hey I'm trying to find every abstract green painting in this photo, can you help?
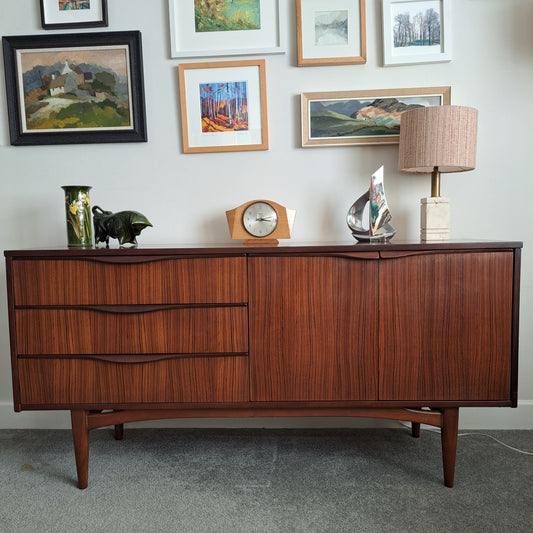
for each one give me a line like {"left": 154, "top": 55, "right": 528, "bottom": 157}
{"left": 194, "top": 0, "right": 260, "bottom": 32}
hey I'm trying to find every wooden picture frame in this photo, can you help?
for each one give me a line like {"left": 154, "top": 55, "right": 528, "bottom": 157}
{"left": 296, "top": 0, "right": 366, "bottom": 66}
{"left": 169, "top": 0, "right": 286, "bottom": 58}
{"left": 2, "top": 31, "right": 147, "bottom": 146}
{"left": 40, "top": 0, "right": 108, "bottom": 30}
{"left": 301, "top": 86, "right": 451, "bottom": 147}
{"left": 178, "top": 60, "right": 269, "bottom": 154}
{"left": 382, "top": 0, "right": 452, "bottom": 66}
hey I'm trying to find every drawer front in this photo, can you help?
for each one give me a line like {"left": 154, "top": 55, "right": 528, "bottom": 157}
{"left": 16, "top": 307, "right": 248, "bottom": 355}
{"left": 12, "top": 256, "right": 247, "bottom": 305}
{"left": 18, "top": 356, "right": 249, "bottom": 405}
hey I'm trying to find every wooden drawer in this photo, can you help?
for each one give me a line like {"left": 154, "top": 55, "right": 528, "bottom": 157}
{"left": 18, "top": 356, "right": 249, "bottom": 405}
{"left": 16, "top": 306, "right": 248, "bottom": 355}
{"left": 12, "top": 256, "right": 247, "bottom": 305}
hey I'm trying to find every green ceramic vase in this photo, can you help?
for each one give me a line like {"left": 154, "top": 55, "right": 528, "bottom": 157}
{"left": 62, "top": 185, "right": 93, "bottom": 247}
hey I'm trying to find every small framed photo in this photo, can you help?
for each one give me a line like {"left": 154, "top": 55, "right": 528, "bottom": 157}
{"left": 169, "top": 0, "right": 285, "bottom": 58}
{"left": 382, "top": 0, "right": 451, "bottom": 66}
{"left": 40, "top": 0, "right": 108, "bottom": 30}
{"left": 2, "top": 31, "right": 147, "bottom": 146}
{"left": 296, "top": 0, "right": 366, "bottom": 66}
{"left": 301, "top": 86, "right": 451, "bottom": 147}
{"left": 178, "top": 60, "right": 269, "bottom": 154}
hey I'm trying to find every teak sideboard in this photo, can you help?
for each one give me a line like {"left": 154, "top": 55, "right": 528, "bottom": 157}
{"left": 4, "top": 242, "right": 522, "bottom": 489}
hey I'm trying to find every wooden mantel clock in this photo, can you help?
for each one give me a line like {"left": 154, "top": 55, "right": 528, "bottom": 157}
{"left": 226, "top": 200, "right": 296, "bottom": 245}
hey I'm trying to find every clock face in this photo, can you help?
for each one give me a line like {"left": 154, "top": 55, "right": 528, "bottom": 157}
{"left": 242, "top": 201, "right": 278, "bottom": 238}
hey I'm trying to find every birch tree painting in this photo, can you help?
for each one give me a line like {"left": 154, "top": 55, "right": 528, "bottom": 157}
{"left": 200, "top": 81, "right": 248, "bottom": 132}
{"left": 393, "top": 4, "right": 441, "bottom": 48}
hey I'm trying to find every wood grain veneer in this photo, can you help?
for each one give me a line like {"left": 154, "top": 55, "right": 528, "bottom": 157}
{"left": 379, "top": 251, "right": 514, "bottom": 401}
{"left": 12, "top": 256, "right": 247, "bottom": 305}
{"left": 19, "top": 356, "right": 249, "bottom": 405}
{"left": 16, "top": 306, "right": 247, "bottom": 355}
{"left": 249, "top": 254, "right": 379, "bottom": 401}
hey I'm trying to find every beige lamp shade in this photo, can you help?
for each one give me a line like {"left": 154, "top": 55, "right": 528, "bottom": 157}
{"left": 398, "top": 105, "right": 478, "bottom": 174}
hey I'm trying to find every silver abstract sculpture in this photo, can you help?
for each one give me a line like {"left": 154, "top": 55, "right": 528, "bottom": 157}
{"left": 347, "top": 166, "right": 396, "bottom": 242}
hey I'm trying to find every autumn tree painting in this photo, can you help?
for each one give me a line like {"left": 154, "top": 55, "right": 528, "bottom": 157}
{"left": 200, "top": 82, "right": 248, "bottom": 133}
{"left": 194, "top": 0, "right": 260, "bottom": 32}
{"left": 393, "top": 7, "right": 441, "bottom": 48}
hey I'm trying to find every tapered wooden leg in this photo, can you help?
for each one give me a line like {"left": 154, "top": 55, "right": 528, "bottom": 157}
{"left": 411, "top": 422, "right": 421, "bottom": 438}
{"left": 440, "top": 407, "right": 459, "bottom": 488}
{"left": 114, "top": 423, "right": 124, "bottom": 440}
{"left": 71, "top": 410, "right": 90, "bottom": 490}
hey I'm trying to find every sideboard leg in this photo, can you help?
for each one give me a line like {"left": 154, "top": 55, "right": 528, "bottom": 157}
{"left": 411, "top": 422, "right": 421, "bottom": 438}
{"left": 440, "top": 407, "right": 459, "bottom": 488}
{"left": 71, "top": 410, "right": 90, "bottom": 490}
{"left": 114, "top": 423, "right": 124, "bottom": 440}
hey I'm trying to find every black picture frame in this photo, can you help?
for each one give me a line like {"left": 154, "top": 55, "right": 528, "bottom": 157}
{"left": 2, "top": 31, "right": 147, "bottom": 146}
{"left": 40, "top": 0, "right": 108, "bottom": 30}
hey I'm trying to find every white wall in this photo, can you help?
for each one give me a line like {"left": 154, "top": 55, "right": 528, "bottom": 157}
{"left": 0, "top": 0, "right": 531, "bottom": 429}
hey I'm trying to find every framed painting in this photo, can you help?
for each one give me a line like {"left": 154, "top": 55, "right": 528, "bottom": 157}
{"left": 178, "top": 59, "right": 268, "bottom": 153}
{"left": 169, "top": 0, "right": 286, "bottom": 58}
{"left": 296, "top": 0, "right": 366, "bottom": 66}
{"left": 40, "top": 0, "right": 108, "bottom": 30}
{"left": 301, "top": 86, "right": 451, "bottom": 147}
{"left": 382, "top": 0, "right": 452, "bottom": 66}
{"left": 2, "top": 31, "right": 147, "bottom": 146}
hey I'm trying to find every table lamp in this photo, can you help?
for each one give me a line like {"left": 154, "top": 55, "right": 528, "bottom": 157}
{"left": 398, "top": 105, "right": 478, "bottom": 241}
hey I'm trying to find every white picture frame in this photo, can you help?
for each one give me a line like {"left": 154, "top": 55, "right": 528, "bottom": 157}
{"left": 382, "top": 0, "right": 452, "bottom": 66}
{"left": 178, "top": 60, "right": 269, "bottom": 153}
{"left": 169, "top": 0, "right": 286, "bottom": 59}
{"left": 40, "top": 0, "right": 108, "bottom": 30}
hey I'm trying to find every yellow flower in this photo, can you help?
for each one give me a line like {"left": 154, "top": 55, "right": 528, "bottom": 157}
{"left": 69, "top": 204, "right": 78, "bottom": 215}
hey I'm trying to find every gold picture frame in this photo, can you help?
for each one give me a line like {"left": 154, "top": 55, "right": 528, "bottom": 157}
{"left": 296, "top": 0, "right": 366, "bottom": 66}
{"left": 301, "top": 86, "right": 451, "bottom": 147}
{"left": 178, "top": 59, "right": 269, "bottom": 154}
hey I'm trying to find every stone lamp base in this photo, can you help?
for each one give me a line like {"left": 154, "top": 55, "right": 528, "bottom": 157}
{"left": 421, "top": 197, "right": 450, "bottom": 241}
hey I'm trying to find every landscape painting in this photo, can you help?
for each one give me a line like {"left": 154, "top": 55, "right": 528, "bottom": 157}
{"left": 308, "top": 95, "right": 441, "bottom": 139}
{"left": 194, "top": 0, "right": 261, "bottom": 32}
{"left": 314, "top": 10, "right": 349, "bottom": 46}
{"left": 18, "top": 46, "right": 132, "bottom": 132}
{"left": 302, "top": 88, "right": 450, "bottom": 146}
{"left": 391, "top": 0, "right": 441, "bottom": 49}
{"left": 200, "top": 81, "right": 248, "bottom": 132}
{"left": 59, "top": 0, "right": 91, "bottom": 10}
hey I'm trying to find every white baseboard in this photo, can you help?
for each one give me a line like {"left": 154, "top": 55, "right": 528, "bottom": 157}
{"left": 1, "top": 401, "right": 532, "bottom": 430}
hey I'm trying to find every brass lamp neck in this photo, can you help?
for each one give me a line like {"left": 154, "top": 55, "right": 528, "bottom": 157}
{"left": 431, "top": 166, "right": 441, "bottom": 198}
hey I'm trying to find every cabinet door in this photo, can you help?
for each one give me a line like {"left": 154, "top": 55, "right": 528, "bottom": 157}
{"left": 379, "top": 251, "right": 514, "bottom": 401}
{"left": 249, "top": 255, "right": 379, "bottom": 401}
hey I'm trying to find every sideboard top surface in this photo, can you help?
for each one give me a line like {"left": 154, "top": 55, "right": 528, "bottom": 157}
{"left": 3, "top": 240, "right": 524, "bottom": 258}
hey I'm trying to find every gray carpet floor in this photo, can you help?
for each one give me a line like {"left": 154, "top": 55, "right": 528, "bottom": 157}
{"left": 0, "top": 428, "right": 531, "bottom": 533}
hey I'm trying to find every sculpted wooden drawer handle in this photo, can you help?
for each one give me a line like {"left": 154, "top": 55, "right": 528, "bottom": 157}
{"left": 21, "top": 353, "right": 249, "bottom": 364}
{"left": 62, "top": 304, "right": 246, "bottom": 314}
{"left": 84, "top": 254, "right": 246, "bottom": 264}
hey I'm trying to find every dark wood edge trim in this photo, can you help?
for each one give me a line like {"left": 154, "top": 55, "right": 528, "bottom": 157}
{"left": 18, "top": 353, "right": 249, "bottom": 363}
{"left": 511, "top": 247, "right": 522, "bottom": 406}
{"left": 5, "top": 257, "right": 21, "bottom": 411}
{"left": 4, "top": 242, "right": 523, "bottom": 259}
{"left": 21, "top": 400, "right": 515, "bottom": 411}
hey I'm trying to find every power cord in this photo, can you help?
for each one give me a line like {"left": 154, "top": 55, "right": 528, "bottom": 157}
{"left": 400, "top": 422, "right": 533, "bottom": 455}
